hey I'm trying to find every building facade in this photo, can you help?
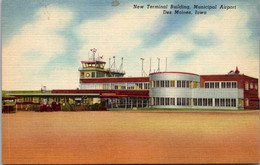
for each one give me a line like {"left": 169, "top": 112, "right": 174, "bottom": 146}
{"left": 5, "top": 49, "right": 259, "bottom": 110}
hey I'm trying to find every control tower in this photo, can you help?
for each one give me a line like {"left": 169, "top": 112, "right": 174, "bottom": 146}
{"left": 79, "top": 48, "right": 125, "bottom": 79}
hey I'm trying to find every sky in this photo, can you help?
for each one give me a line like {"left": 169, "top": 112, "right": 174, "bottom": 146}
{"left": 2, "top": 0, "right": 259, "bottom": 90}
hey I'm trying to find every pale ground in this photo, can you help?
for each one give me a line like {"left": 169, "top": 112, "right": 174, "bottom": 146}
{"left": 2, "top": 110, "right": 260, "bottom": 164}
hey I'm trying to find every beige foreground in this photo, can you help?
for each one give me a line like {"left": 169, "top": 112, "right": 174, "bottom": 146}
{"left": 2, "top": 110, "right": 260, "bottom": 164}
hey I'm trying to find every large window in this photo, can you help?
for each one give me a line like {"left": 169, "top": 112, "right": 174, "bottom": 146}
{"left": 186, "top": 81, "right": 190, "bottom": 88}
{"left": 193, "top": 98, "right": 198, "bottom": 106}
{"left": 208, "top": 99, "right": 213, "bottom": 106}
{"left": 170, "top": 98, "right": 175, "bottom": 105}
{"left": 155, "top": 97, "right": 159, "bottom": 105}
{"left": 161, "top": 81, "right": 165, "bottom": 87}
{"left": 203, "top": 98, "right": 207, "bottom": 106}
{"left": 156, "top": 81, "right": 160, "bottom": 88}
{"left": 127, "top": 83, "right": 135, "bottom": 89}
{"left": 160, "top": 97, "right": 164, "bottom": 105}
{"left": 205, "top": 82, "right": 209, "bottom": 88}
{"left": 187, "top": 98, "right": 190, "bottom": 106}
{"left": 221, "top": 82, "right": 226, "bottom": 88}
{"left": 231, "top": 99, "right": 236, "bottom": 107}
{"left": 226, "top": 99, "right": 231, "bottom": 107}
{"left": 220, "top": 99, "right": 225, "bottom": 106}
{"left": 215, "top": 82, "right": 219, "bottom": 88}
{"left": 182, "top": 81, "right": 186, "bottom": 88}
{"left": 165, "top": 98, "right": 170, "bottom": 105}
{"left": 165, "top": 81, "right": 170, "bottom": 87}
{"left": 177, "top": 98, "right": 181, "bottom": 105}
{"left": 232, "top": 82, "right": 237, "bottom": 88}
{"left": 227, "top": 82, "right": 231, "bottom": 88}
{"left": 177, "top": 81, "right": 181, "bottom": 88}
{"left": 171, "top": 80, "right": 176, "bottom": 87}
{"left": 182, "top": 98, "right": 186, "bottom": 106}
{"left": 198, "top": 98, "right": 202, "bottom": 106}
{"left": 215, "top": 98, "right": 220, "bottom": 106}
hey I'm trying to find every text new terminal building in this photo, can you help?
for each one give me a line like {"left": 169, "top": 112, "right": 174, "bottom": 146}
{"left": 5, "top": 49, "right": 260, "bottom": 110}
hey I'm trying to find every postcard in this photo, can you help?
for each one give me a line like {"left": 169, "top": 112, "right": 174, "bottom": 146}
{"left": 2, "top": 0, "right": 259, "bottom": 164}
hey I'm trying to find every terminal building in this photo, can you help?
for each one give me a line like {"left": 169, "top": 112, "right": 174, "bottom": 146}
{"left": 4, "top": 49, "right": 260, "bottom": 110}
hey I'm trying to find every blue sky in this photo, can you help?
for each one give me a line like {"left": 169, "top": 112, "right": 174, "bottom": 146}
{"left": 2, "top": 0, "right": 259, "bottom": 90}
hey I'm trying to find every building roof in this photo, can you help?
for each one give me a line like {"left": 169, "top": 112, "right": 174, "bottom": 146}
{"left": 150, "top": 71, "right": 199, "bottom": 76}
{"left": 80, "top": 77, "right": 149, "bottom": 83}
{"left": 81, "top": 60, "right": 106, "bottom": 64}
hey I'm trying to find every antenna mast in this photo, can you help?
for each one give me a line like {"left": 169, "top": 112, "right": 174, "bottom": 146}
{"left": 149, "top": 57, "right": 151, "bottom": 74}
{"left": 165, "top": 57, "right": 167, "bottom": 71}
{"left": 140, "top": 58, "right": 144, "bottom": 77}
{"left": 157, "top": 57, "right": 160, "bottom": 72}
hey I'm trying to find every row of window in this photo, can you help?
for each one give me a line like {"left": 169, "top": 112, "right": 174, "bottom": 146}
{"left": 150, "top": 80, "right": 199, "bottom": 88}
{"left": 205, "top": 81, "right": 237, "bottom": 88}
{"left": 80, "top": 82, "right": 150, "bottom": 90}
{"left": 151, "top": 97, "right": 238, "bottom": 107}
{"left": 245, "top": 82, "right": 258, "bottom": 90}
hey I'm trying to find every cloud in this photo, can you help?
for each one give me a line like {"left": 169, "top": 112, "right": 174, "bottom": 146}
{"left": 182, "top": 9, "right": 259, "bottom": 78}
{"left": 76, "top": 8, "right": 162, "bottom": 61}
{"left": 138, "top": 9, "right": 259, "bottom": 80}
{"left": 2, "top": 5, "right": 73, "bottom": 90}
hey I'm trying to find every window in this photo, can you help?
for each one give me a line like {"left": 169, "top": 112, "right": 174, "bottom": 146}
{"left": 160, "top": 98, "right": 164, "bottom": 105}
{"left": 232, "top": 82, "right": 237, "bottom": 88}
{"left": 170, "top": 98, "right": 175, "bottom": 105}
{"left": 182, "top": 98, "right": 186, "bottom": 106}
{"left": 208, "top": 99, "right": 213, "bottom": 106}
{"left": 171, "top": 80, "right": 176, "bottom": 87}
{"left": 245, "top": 82, "right": 249, "bottom": 90}
{"left": 177, "top": 98, "right": 181, "bottom": 106}
{"left": 187, "top": 98, "right": 190, "bottom": 106}
{"left": 205, "top": 82, "right": 209, "bottom": 88}
{"left": 221, "top": 82, "right": 226, "bottom": 88}
{"left": 231, "top": 99, "right": 236, "bottom": 107}
{"left": 144, "top": 83, "right": 149, "bottom": 89}
{"left": 182, "top": 81, "right": 186, "bottom": 88}
{"left": 193, "top": 98, "right": 198, "bottom": 106}
{"left": 177, "top": 81, "right": 181, "bottom": 88}
{"left": 239, "top": 99, "right": 244, "bottom": 107}
{"left": 210, "top": 82, "right": 214, "bottom": 88}
{"left": 121, "top": 83, "right": 126, "bottom": 89}
{"left": 215, "top": 98, "right": 220, "bottom": 106}
{"left": 91, "top": 72, "right": 95, "bottom": 78}
{"left": 227, "top": 82, "right": 231, "bottom": 88}
{"left": 127, "top": 83, "right": 135, "bottom": 89}
{"left": 245, "top": 98, "right": 249, "bottom": 106}
{"left": 255, "top": 84, "right": 258, "bottom": 90}
{"left": 193, "top": 81, "right": 199, "bottom": 88}
{"left": 155, "top": 97, "right": 159, "bottom": 105}
{"left": 215, "top": 82, "right": 219, "bottom": 88}
{"left": 165, "top": 98, "right": 169, "bottom": 105}
{"left": 165, "top": 81, "right": 170, "bottom": 87}
{"left": 203, "top": 98, "right": 207, "bottom": 106}
{"left": 226, "top": 99, "right": 231, "bottom": 107}
{"left": 250, "top": 83, "right": 253, "bottom": 89}
{"left": 138, "top": 83, "right": 143, "bottom": 89}
{"left": 156, "top": 81, "right": 160, "bottom": 87}
{"left": 220, "top": 99, "right": 225, "bottom": 106}
{"left": 151, "top": 81, "right": 155, "bottom": 88}
{"left": 161, "top": 81, "right": 165, "bottom": 87}
{"left": 186, "top": 81, "right": 190, "bottom": 88}
{"left": 198, "top": 98, "right": 202, "bottom": 106}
